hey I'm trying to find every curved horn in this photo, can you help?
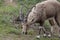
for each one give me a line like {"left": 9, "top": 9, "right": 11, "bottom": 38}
{"left": 19, "top": 5, "right": 24, "bottom": 22}
{"left": 14, "top": 5, "right": 24, "bottom": 23}
{"left": 24, "top": 5, "right": 36, "bottom": 22}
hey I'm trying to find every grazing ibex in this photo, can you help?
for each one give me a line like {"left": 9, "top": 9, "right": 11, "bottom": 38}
{"left": 15, "top": 0, "right": 60, "bottom": 34}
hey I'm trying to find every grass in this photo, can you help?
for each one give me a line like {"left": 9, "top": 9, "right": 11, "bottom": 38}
{"left": 0, "top": 5, "right": 60, "bottom": 40}
{"left": 0, "top": 5, "right": 21, "bottom": 35}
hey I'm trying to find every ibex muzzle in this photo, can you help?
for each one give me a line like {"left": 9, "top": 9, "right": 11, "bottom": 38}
{"left": 21, "top": 22, "right": 28, "bottom": 34}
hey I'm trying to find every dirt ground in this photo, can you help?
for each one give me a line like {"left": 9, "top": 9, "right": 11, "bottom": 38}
{"left": 0, "top": 34, "right": 60, "bottom": 40}
{"left": 0, "top": 34, "right": 37, "bottom": 40}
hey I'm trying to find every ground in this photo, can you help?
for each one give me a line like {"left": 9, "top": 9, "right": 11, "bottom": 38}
{"left": 0, "top": 33, "right": 60, "bottom": 40}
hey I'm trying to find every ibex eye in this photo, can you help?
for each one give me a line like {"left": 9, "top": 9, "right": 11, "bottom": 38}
{"left": 32, "top": 18, "right": 34, "bottom": 22}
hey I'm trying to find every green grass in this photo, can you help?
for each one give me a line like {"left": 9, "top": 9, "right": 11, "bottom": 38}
{"left": 0, "top": 5, "right": 21, "bottom": 35}
{"left": 0, "top": 4, "right": 60, "bottom": 40}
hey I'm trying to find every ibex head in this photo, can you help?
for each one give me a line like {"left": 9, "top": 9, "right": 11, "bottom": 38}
{"left": 21, "top": 5, "right": 35, "bottom": 34}
{"left": 14, "top": 4, "right": 35, "bottom": 34}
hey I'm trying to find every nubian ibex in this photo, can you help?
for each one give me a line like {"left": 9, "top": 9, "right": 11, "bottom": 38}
{"left": 15, "top": 0, "right": 60, "bottom": 34}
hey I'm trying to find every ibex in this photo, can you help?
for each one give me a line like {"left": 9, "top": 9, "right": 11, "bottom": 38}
{"left": 15, "top": 0, "right": 60, "bottom": 34}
